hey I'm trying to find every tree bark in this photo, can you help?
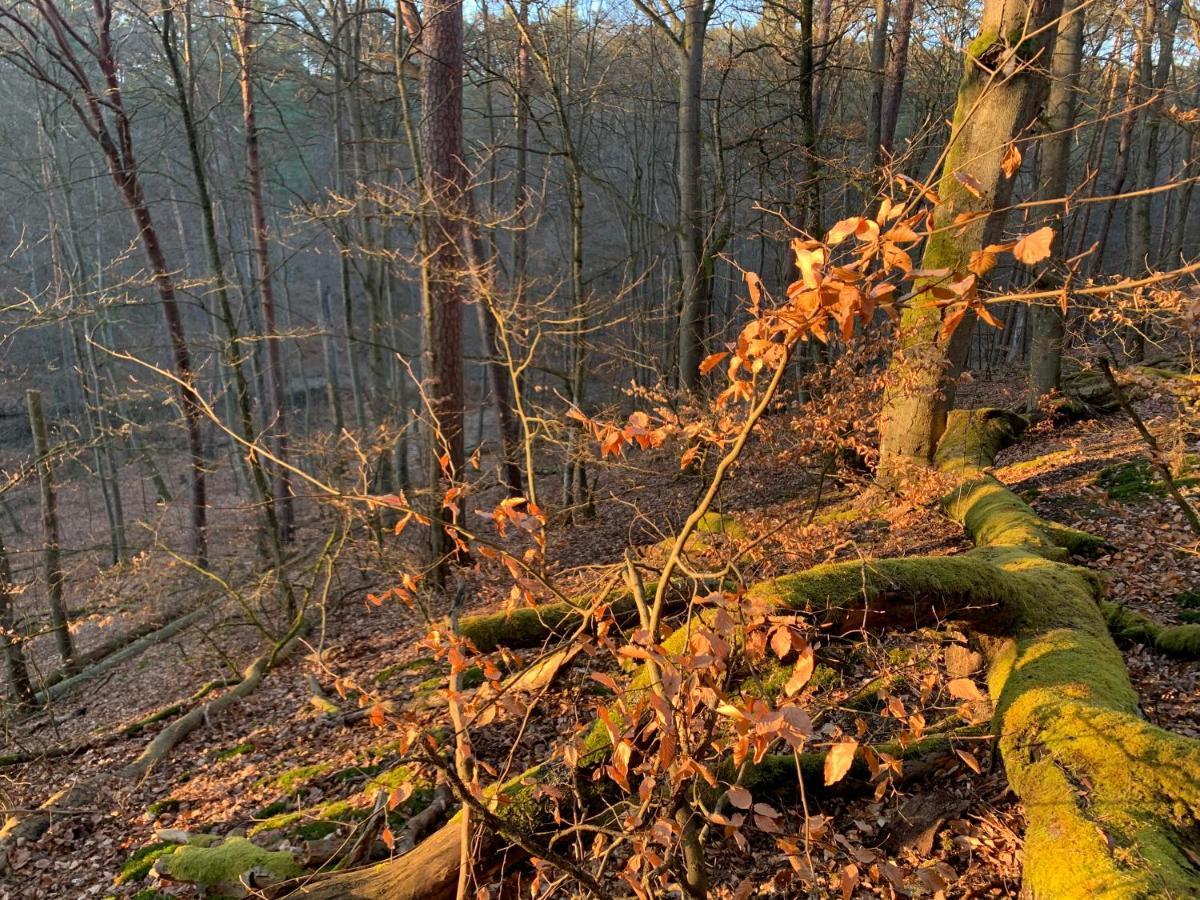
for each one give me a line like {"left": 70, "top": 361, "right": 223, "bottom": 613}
{"left": 877, "top": 0, "right": 1063, "bottom": 479}
{"left": 420, "top": 0, "right": 467, "bottom": 567}
{"left": 1027, "top": 2, "right": 1085, "bottom": 404}
{"left": 879, "top": 0, "right": 915, "bottom": 155}
{"left": 231, "top": 0, "right": 296, "bottom": 543}
{"left": 0, "top": 533, "right": 34, "bottom": 705}
{"left": 676, "top": 0, "right": 708, "bottom": 390}
{"left": 26, "top": 390, "right": 74, "bottom": 671}
{"left": 866, "top": 0, "right": 890, "bottom": 168}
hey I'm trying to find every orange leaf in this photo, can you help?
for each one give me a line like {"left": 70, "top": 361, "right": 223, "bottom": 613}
{"left": 700, "top": 350, "right": 730, "bottom": 375}
{"left": 955, "top": 749, "right": 982, "bottom": 774}
{"left": 1013, "top": 226, "right": 1055, "bottom": 265}
{"left": 726, "top": 784, "right": 752, "bottom": 809}
{"left": 953, "top": 170, "right": 985, "bottom": 199}
{"left": 946, "top": 678, "right": 985, "bottom": 702}
{"left": 744, "top": 271, "right": 763, "bottom": 304}
{"left": 784, "top": 645, "right": 815, "bottom": 697}
{"left": 826, "top": 217, "right": 864, "bottom": 246}
{"left": 1001, "top": 142, "right": 1023, "bottom": 179}
{"left": 824, "top": 740, "right": 859, "bottom": 786}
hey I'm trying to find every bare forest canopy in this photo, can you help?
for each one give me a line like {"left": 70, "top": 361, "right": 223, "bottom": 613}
{"left": 0, "top": 0, "right": 1200, "bottom": 896}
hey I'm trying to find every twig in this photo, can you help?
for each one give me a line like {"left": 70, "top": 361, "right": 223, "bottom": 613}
{"left": 1097, "top": 357, "right": 1200, "bottom": 536}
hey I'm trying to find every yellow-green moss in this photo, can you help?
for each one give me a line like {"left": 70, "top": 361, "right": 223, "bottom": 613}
{"left": 154, "top": 836, "right": 302, "bottom": 888}
{"left": 695, "top": 511, "right": 747, "bottom": 540}
{"left": 116, "top": 843, "right": 175, "bottom": 884}
{"left": 260, "top": 762, "right": 333, "bottom": 794}
{"left": 1101, "top": 601, "right": 1200, "bottom": 660}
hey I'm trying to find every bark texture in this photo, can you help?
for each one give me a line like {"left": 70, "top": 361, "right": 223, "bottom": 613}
{"left": 877, "top": 0, "right": 1064, "bottom": 479}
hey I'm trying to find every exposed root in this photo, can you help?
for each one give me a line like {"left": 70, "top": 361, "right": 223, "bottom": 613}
{"left": 1100, "top": 601, "right": 1200, "bottom": 660}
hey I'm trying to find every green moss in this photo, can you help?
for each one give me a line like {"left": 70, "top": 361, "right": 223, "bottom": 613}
{"left": 1002, "top": 450, "right": 1074, "bottom": 478}
{"left": 416, "top": 665, "right": 484, "bottom": 693}
{"left": 154, "top": 836, "right": 302, "bottom": 888}
{"left": 262, "top": 762, "right": 333, "bottom": 794}
{"left": 146, "top": 798, "right": 181, "bottom": 817}
{"left": 132, "top": 891, "right": 171, "bottom": 900}
{"left": 1098, "top": 459, "right": 1200, "bottom": 501}
{"left": 695, "top": 511, "right": 747, "bottom": 540}
{"left": 253, "top": 799, "right": 290, "bottom": 819}
{"left": 374, "top": 656, "right": 436, "bottom": 684}
{"left": 116, "top": 843, "right": 175, "bottom": 884}
{"left": 845, "top": 673, "right": 905, "bottom": 710}
{"left": 1173, "top": 589, "right": 1200, "bottom": 610}
{"left": 214, "top": 742, "right": 255, "bottom": 761}
{"left": 249, "top": 798, "right": 361, "bottom": 837}
{"left": 809, "top": 663, "right": 839, "bottom": 691}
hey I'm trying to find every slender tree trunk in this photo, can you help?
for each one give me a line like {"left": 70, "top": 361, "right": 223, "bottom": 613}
{"left": 512, "top": 0, "right": 530, "bottom": 335}
{"left": 1028, "top": 2, "right": 1085, "bottom": 404}
{"left": 319, "top": 283, "right": 347, "bottom": 435}
{"left": 27, "top": 390, "right": 74, "bottom": 671}
{"left": 877, "top": 0, "right": 1065, "bottom": 479}
{"left": 866, "top": 0, "right": 890, "bottom": 168}
{"left": 421, "top": 0, "right": 467, "bottom": 567}
{"left": 232, "top": 0, "right": 295, "bottom": 543}
{"left": 676, "top": 0, "right": 708, "bottom": 390}
{"left": 461, "top": 201, "right": 524, "bottom": 497}
{"left": 0, "top": 533, "right": 34, "bottom": 705}
{"left": 879, "top": 0, "right": 915, "bottom": 155}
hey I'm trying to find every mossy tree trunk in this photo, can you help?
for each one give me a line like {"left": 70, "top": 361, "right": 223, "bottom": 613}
{"left": 877, "top": 0, "right": 1063, "bottom": 480}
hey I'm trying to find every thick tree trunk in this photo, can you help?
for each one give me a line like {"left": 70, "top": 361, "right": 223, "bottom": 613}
{"left": 1027, "top": 2, "right": 1085, "bottom": 404}
{"left": 876, "top": 0, "right": 1063, "bottom": 480}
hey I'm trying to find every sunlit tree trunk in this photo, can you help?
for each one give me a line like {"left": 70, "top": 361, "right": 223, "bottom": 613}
{"left": 1028, "top": 2, "right": 1085, "bottom": 405}
{"left": 877, "top": 0, "right": 1064, "bottom": 480}
{"left": 421, "top": 0, "right": 467, "bottom": 565}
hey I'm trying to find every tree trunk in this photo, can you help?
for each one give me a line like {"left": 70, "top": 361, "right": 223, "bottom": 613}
{"left": 421, "top": 0, "right": 467, "bottom": 567}
{"left": 0, "top": 533, "right": 34, "bottom": 705}
{"left": 676, "top": 0, "right": 708, "bottom": 391}
{"left": 232, "top": 0, "right": 295, "bottom": 543}
{"left": 1027, "top": 2, "right": 1085, "bottom": 404}
{"left": 866, "top": 0, "right": 889, "bottom": 168}
{"left": 879, "top": 0, "right": 915, "bottom": 155}
{"left": 876, "top": 0, "right": 1064, "bottom": 480}
{"left": 27, "top": 390, "right": 74, "bottom": 671}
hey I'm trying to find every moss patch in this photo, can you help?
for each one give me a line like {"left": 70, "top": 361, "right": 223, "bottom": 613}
{"left": 116, "top": 843, "right": 175, "bottom": 884}
{"left": 154, "top": 836, "right": 302, "bottom": 889}
{"left": 1098, "top": 459, "right": 1200, "bottom": 501}
{"left": 213, "top": 742, "right": 255, "bottom": 761}
{"left": 261, "top": 762, "right": 333, "bottom": 794}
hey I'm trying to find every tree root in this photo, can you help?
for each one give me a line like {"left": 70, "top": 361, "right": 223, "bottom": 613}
{"left": 1100, "top": 601, "right": 1200, "bottom": 660}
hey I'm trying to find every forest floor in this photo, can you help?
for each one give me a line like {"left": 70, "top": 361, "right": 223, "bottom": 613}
{"left": 1, "top": 368, "right": 1198, "bottom": 899}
